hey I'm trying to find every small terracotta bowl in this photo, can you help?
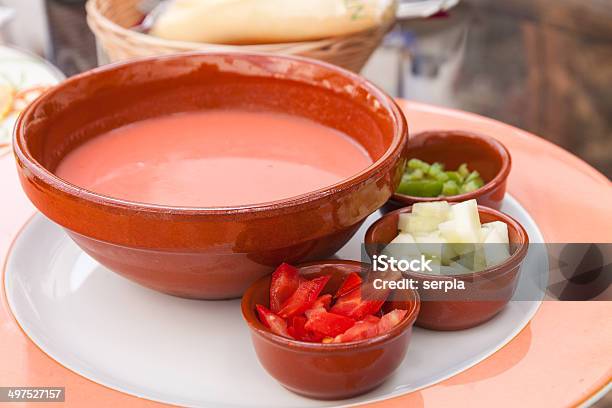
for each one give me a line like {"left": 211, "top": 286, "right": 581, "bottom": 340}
{"left": 241, "top": 260, "right": 420, "bottom": 400}
{"left": 365, "top": 206, "right": 528, "bottom": 331}
{"left": 389, "top": 130, "right": 511, "bottom": 210}
{"left": 13, "top": 52, "right": 407, "bottom": 299}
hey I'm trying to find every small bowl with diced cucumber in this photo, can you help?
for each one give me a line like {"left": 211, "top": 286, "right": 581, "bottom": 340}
{"left": 391, "top": 130, "right": 511, "bottom": 211}
{"left": 365, "top": 200, "right": 529, "bottom": 331}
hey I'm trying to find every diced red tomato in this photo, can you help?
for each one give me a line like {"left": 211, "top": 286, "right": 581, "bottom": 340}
{"left": 287, "top": 315, "right": 324, "bottom": 342}
{"left": 332, "top": 316, "right": 379, "bottom": 343}
{"left": 363, "top": 315, "right": 381, "bottom": 324}
{"left": 269, "top": 263, "right": 300, "bottom": 312}
{"left": 256, "top": 304, "right": 292, "bottom": 339}
{"left": 304, "top": 307, "right": 355, "bottom": 338}
{"left": 278, "top": 275, "right": 330, "bottom": 319}
{"left": 330, "top": 286, "right": 387, "bottom": 321}
{"left": 287, "top": 316, "right": 306, "bottom": 339}
{"left": 312, "top": 294, "right": 332, "bottom": 310}
{"left": 378, "top": 309, "right": 408, "bottom": 333}
{"left": 335, "top": 272, "right": 362, "bottom": 298}
{"left": 259, "top": 264, "right": 404, "bottom": 344}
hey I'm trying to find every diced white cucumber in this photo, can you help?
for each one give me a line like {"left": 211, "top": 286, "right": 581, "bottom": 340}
{"left": 439, "top": 220, "right": 481, "bottom": 249}
{"left": 441, "top": 242, "right": 458, "bottom": 265}
{"left": 399, "top": 213, "right": 442, "bottom": 234}
{"left": 414, "top": 231, "right": 446, "bottom": 259}
{"left": 397, "top": 213, "right": 411, "bottom": 232}
{"left": 473, "top": 247, "right": 487, "bottom": 271}
{"left": 413, "top": 231, "right": 445, "bottom": 243}
{"left": 483, "top": 244, "right": 510, "bottom": 267}
{"left": 390, "top": 232, "right": 417, "bottom": 244}
{"left": 482, "top": 229, "right": 510, "bottom": 266}
{"left": 482, "top": 225, "right": 509, "bottom": 245}
{"left": 455, "top": 246, "right": 487, "bottom": 272}
{"left": 386, "top": 199, "right": 512, "bottom": 274}
{"left": 424, "top": 256, "right": 442, "bottom": 275}
{"left": 449, "top": 242, "right": 476, "bottom": 256}
{"left": 412, "top": 201, "right": 452, "bottom": 219}
{"left": 481, "top": 221, "right": 509, "bottom": 245}
{"left": 438, "top": 199, "right": 481, "bottom": 243}
{"left": 438, "top": 220, "right": 461, "bottom": 242}
{"left": 479, "top": 226, "right": 490, "bottom": 242}
{"left": 384, "top": 232, "right": 422, "bottom": 259}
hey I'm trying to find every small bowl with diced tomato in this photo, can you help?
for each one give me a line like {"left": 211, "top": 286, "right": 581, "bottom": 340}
{"left": 241, "top": 260, "right": 420, "bottom": 400}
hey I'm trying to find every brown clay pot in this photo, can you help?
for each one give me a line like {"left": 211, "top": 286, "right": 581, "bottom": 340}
{"left": 365, "top": 205, "right": 529, "bottom": 330}
{"left": 241, "top": 260, "right": 420, "bottom": 400}
{"left": 13, "top": 52, "right": 408, "bottom": 299}
{"left": 388, "top": 130, "right": 511, "bottom": 211}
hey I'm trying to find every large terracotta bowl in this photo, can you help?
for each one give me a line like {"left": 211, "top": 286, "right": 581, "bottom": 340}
{"left": 13, "top": 53, "right": 408, "bottom": 299}
{"left": 388, "top": 130, "right": 511, "bottom": 211}
{"left": 365, "top": 205, "right": 529, "bottom": 330}
{"left": 242, "top": 260, "right": 420, "bottom": 400}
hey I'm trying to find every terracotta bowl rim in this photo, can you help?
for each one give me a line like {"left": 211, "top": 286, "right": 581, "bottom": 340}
{"left": 241, "top": 259, "right": 420, "bottom": 350}
{"left": 391, "top": 130, "right": 511, "bottom": 204}
{"left": 363, "top": 204, "right": 530, "bottom": 280}
{"left": 13, "top": 51, "right": 407, "bottom": 216}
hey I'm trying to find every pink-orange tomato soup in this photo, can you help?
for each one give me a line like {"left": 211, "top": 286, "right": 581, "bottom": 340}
{"left": 56, "top": 110, "right": 372, "bottom": 207}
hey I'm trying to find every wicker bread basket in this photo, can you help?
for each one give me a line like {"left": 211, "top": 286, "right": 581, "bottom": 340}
{"left": 86, "top": 0, "right": 396, "bottom": 72}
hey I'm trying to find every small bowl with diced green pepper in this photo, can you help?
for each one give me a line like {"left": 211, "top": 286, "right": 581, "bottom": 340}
{"left": 399, "top": 159, "right": 485, "bottom": 197}
{"left": 391, "top": 130, "right": 511, "bottom": 210}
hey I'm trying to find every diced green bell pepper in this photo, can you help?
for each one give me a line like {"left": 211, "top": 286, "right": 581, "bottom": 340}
{"left": 442, "top": 180, "right": 460, "bottom": 196}
{"left": 397, "top": 179, "right": 443, "bottom": 197}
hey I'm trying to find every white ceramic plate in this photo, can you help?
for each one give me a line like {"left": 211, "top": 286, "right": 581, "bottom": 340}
{"left": 5, "top": 195, "right": 546, "bottom": 408}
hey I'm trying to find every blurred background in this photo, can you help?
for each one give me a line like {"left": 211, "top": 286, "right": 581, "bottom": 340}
{"left": 0, "top": 0, "right": 610, "bottom": 180}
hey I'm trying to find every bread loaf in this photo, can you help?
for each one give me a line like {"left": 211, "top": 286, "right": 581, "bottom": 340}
{"left": 150, "top": 0, "right": 394, "bottom": 44}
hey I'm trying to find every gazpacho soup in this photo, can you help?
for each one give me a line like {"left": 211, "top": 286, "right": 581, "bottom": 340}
{"left": 56, "top": 110, "right": 373, "bottom": 207}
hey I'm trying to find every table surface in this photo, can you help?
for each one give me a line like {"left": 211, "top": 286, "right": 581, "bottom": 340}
{"left": 44, "top": 0, "right": 612, "bottom": 179}
{"left": 5, "top": 1, "right": 612, "bottom": 406}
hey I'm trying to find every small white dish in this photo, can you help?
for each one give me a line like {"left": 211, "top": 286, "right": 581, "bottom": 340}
{"left": 4, "top": 195, "right": 546, "bottom": 407}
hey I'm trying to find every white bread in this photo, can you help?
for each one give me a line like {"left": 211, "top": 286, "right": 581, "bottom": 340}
{"left": 150, "top": 0, "right": 394, "bottom": 44}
